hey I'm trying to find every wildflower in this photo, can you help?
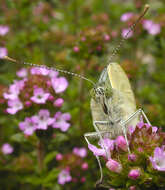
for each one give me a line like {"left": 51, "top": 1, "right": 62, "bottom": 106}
{"left": 81, "top": 162, "right": 88, "bottom": 170}
{"left": 128, "top": 169, "right": 141, "bottom": 180}
{"left": 30, "top": 67, "right": 50, "bottom": 76}
{"left": 58, "top": 169, "right": 72, "bottom": 185}
{"left": 80, "top": 177, "right": 86, "bottom": 183}
{"left": 73, "top": 147, "right": 87, "bottom": 158}
{"left": 104, "top": 34, "right": 110, "bottom": 41}
{"left": 19, "top": 117, "right": 37, "bottom": 135}
{"left": 121, "top": 28, "right": 133, "bottom": 38}
{"left": 0, "top": 25, "right": 9, "bottom": 36}
{"left": 6, "top": 98, "right": 23, "bottom": 114}
{"left": 73, "top": 46, "right": 79, "bottom": 52}
{"left": 149, "top": 146, "right": 165, "bottom": 171}
{"left": 51, "top": 77, "right": 68, "bottom": 94}
{"left": 54, "top": 98, "right": 64, "bottom": 107}
{"left": 120, "top": 12, "right": 133, "bottom": 22}
{"left": 52, "top": 112, "right": 71, "bottom": 132}
{"left": 1, "top": 143, "right": 13, "bottom": 155}
{"left": 32, "top": 109, "right": 54, "bottom": 130}
{"left": 106, "top": 159, "right": 122, "bottom": 173}
{"left": 128, "top": 154, "right": 137, "bottom": 162}
{"left": 143, "top": 20, "right": 161, "bottom": 35}
{"left": 0, "top": 47, "right": 7, "bottom": 58}
{"left": 31, "top": 88, "right": 50, "bottom": 104}
{"left": 56, "top": 153, "right": 63, "bottom": 161}
{"left": 115, "top": 136, "right": 127, "bottom": 151}
{"left": 16, "top": 68, "right": 28, "bottom": 78}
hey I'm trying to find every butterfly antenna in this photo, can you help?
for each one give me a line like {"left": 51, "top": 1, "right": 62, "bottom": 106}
{"left": 3, "top": 56, "right": 95, "bottom": 86}
{"left": 107, "top": 4, "right": 150, "bottom": 65}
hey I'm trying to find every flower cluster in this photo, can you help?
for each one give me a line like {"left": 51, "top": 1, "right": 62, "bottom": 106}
{"left": 0, "top": 25, "right": 9, "bottom": 58}
{"left": 120, "top": 12, "right": 161, "bottom": 38}
{"left": 88, "top": 121, "right": 165, "bottom": 189}
{"left": 3, "top": 67, "right": 71, "bottom": 135}
{"left": 56, "top": 147, "right": 88, "bottom": 185}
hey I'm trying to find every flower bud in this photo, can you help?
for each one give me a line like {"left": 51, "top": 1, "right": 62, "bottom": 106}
{"left": 115, "top": 136, "right": 127, "bottom": 151}
{"left": 81, "top": 162, "right": 88, "bottom": 170}
{"left": 73, "top": 46, "right": 79, "bottom": 52}
{"left": 128, "top": 169, "right": 140, "bottom": 180}
{"left": 54, "top": 98, "right": 64, "bottom": 107}
{"left": 106, "top": 159, "right": 122, "bottom": 173}
{"left": 128, "top": 154, "right": 136, "bottom": 162}
{"left": 56, "top": 153, "right": 63, "bottom": 161}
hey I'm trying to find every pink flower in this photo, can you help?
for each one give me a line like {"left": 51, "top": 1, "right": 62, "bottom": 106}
{"left": 54, "top": 98, "right": 64, "bottom": 107}
{"left": 121, "top": 28, "right": 133, "bottom": 38}
{"left": 106, "top": 159, "right": 122, "bottom": 173}
{"left": 0, "top": 47, "right": 7, "bottom": 58}
{"left": 58, "top": 169, "right": 72, "bottom": 185}
{"left": 6, "top": 98, "right": 23, "bottom": 114}
{"left": 30, "top": 67, "right": 50, "bottom": 75}
{"left": 1, "top": 143, "right": 13, "bottom": 155}
{"left": 56, "top": 153, "right": 63, "bottom": 161}
{"left": 52, "top": 112, "right": 71, "bottom": 132}
{"left": 104, "top": 34, "right": 110, "bottom": 41}
{"left": 51, "top": 77, "right": 68, "bottom": 94}
{"left": 16, "top": 68, "right": 28, "bottom": 78}
{"left": 31, "top": 88, "right": 50, "bottom": 104}
{"left": 129, "top": 186, "right": 136, "bottom": 190}
{"left": 80, "top": 177, "right": 86, "bottom": 183}
{"left": 120, "top": 12, "right": 133, "bottom": 22}
{"left": 0, "top": 25, "right": 9, "bottom": 36}
{"left": 19, "top": 117, "right": 37, "bottom": 135}
{"left": 128, "top": 154, "right": 137, "bottom": 162}
{"left": 143, "top": 20, "right": 161, "bottom": 35}
{"left": 115, "top": 136, "right": 127, "bottom": 151}
{"left": 32, "top": 109, "right": 54, "bottom": 130}
{"left": 128, "top": 169, "right": 140, "bottom": 180}
{"left": 73, "top": 46, "right": 79, "bottom": 52}
{"left": 81, "top": 162, "right": 88, "bottom": 170}
{"left": 73, "top": 147, "right": 87, "bottom": 158}
{"left": 149, "top": 146, "right": 165, "bottom": 171}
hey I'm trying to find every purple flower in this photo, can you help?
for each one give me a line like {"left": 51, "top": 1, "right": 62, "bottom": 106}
{"left": 16, "top": 68, "right": 28, "bottom": 78}
{"left": 51, "top": 77, "right": 68, "bottom": 94}
{"left": 6, "top": 98, "right": 23, "bottom": 114}
{"left": 120, "top": 12, "right": 133, "bottom": 22}
{"left": 58, "top": 169, "right": 72, "bottom": 185}
{"left": 73, "top": 147, "right": 87, "bottom": 158}
{"left": 73, "top": 46, "right": 79, "bottom": 52}
{"left": 52, "top": 112, "right": 71, "bottom": 132}
{"left": 48, "top": 70, "right": 59, "bottom": 78}
{"left": 54, "top": 98, "right": 64, "bottom": 107}
{"left": 143, "top": 20, "right": 161, "bottom": 35}
{"left": 56, "top": 153, "right": 63, "bottom": 161}
{"left": 128, "top": 154, "right": 137, "bottom": 162}
{"left": 115, "top": 136, "right": 127, "bottom": 151}
{"left": 32, "top": 109, "right": 54, "bottom": 130}
{"left": 19, "top": 117, "right": 37, "bottom": 135}
{"left": 0, "top": 25, "right": 9, "bottom": 36}
{"left": 106, "top": 159, "right": 122, "bottom": 173}
{"left": 88, "top": 138, "right": 114, "bottom": 157}
{"left": 31, "top": 88, "right": 50, "bottom": 104}
{"left": 30, "top": 67, "right": 50, "bottom": 76}
{"left": 128, "top": 169, "right": 140, "bottom": 180}
{"left": 81, "top": 162, "right": 88, "bottom": 170}
{"left": 0, "top": 47, "right": 7, "bottom": 59}
{"left": 121, "top": 28, "right": 133, "bottom": 38}
{"left": 1, "top": 143, "right": 13, "bottom": 155}
{"left": 149, "top": 146, "right": 165, "bottom": 171}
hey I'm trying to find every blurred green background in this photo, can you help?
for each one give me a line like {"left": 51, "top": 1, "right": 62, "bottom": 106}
{"left": 0, "top": 0, "right": 165, "bottom": 189}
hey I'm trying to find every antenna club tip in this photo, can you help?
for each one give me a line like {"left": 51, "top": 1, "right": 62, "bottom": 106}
{"left": 144, "top": 4, "right": 150, "bottom": 9}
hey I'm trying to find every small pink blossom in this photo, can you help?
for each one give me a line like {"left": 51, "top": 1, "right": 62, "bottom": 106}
{"left": 149, "top": 146, "right": 165, "bottom": 171}
{"left": 81, "top": 162, "right": 88, "bottom": 170}
{"left": 52, "top": 112, "right": 71, "bottom": 132}
{"left": 115, "top": 136, "right": 127, "bottom": 151}
{"left": 73, "top": 147, "right": 87, "bottom": 158}
{"left": 1, "top": 143, "right": 13, "bottom": 155}
{"left": 104, "top": 34, "right": 110, "bottom": 41}
{"left": 0, "top": 25, "right": 9, "bottom": 36}
{"left": 30, "top": 67, "right": 50, "bottom": 75}
{"left": 19, "top": 117, "right": 37, "bottom": 135}
{"left": 0, "top": 47, "right": 7, "bottom": 59}
{"left": 143, "top": 20, "right": 161, "bottom": 35}
{"left": 128, "top": 154, "right": 137, "bottom": 162}
{"left": 51, "top": 77, "right": 68, "bottom": 94}
{"left": 73, "top": 46, "right": 79, "bottom": 52}
{"left": 106, "top": 159, "right": 122, "bottom": 173}
{"left": 120, "top": 12, "right": 133, "bottom": 22}
{"left": 56, "top": 153, "right": 63, "bottom": 161}
{"left": 31, "top": 88, "right": 50, "bottom": 104}
{"left": 6, "top": 98, "right": 23, "bottom": 114}
{"left": 80, "top": 177, "right": 86, "bottom": 183}
{"left": 121, "top": 28, "right": 133, "bottom": 38}
{"left": 54, "top": 98, "right": 64, "bottom": 107}
{"left": 32, "top": 109, "right": 54, "bottom": 130}
{"left": 16, "top": 68, "right": 28, "bottom": 78}
{"left": 128, "top": 169, "right": 140, "bottom": 180}
{"left": 58, "top": 169, "right": 72, "bottom": 185}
